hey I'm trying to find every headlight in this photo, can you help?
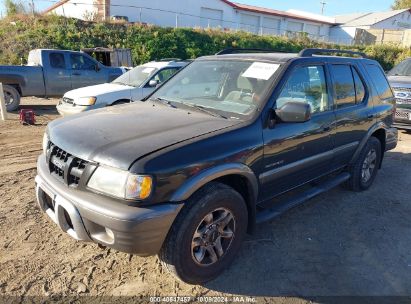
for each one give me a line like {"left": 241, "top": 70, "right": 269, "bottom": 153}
{"left": 76, "top": 97, "right": 97, "bottom": 106}
{"left": 87, "top": 166, "right": 153, "bottom": 200}
{"left": 42, "top": 133, "right": 49, "bottom": 155}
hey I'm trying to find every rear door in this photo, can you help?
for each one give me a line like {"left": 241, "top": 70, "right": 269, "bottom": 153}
{"left": 43, "top": 51, "right": 72, "bottom": 96}
{"left": 69, "top": 53, "right": 107, "bottom": 89}
{"left": 328, "top": 62, "right": 373, "bottom": 169}
{"left": 261, "top": 62, "right": 336, "bottom": 200}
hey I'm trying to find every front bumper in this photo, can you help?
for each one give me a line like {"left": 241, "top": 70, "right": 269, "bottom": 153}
{"left": 56, "top": 102, "right": 90, "bottom": 116}
{"left": 394, "top": 108, "right": 411, "bottom": 130}
{"left": 35, "top": 155, "right": 183, "bottom": 255}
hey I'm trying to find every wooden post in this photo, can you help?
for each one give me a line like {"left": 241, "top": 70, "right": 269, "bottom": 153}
{"left": 0, "top": 83, "right": 8, "bottom": 121}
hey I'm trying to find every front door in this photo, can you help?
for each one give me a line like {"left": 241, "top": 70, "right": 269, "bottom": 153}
{"left": 70, "top": 53, "right": 106, "bottom": 89}
{"left": 261, "top": 64, "right": 336, "bottom": 201}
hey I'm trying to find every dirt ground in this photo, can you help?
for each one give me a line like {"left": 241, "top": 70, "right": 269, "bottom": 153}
{"left": 1, "top": 97, "right": 411, "bottom": 303}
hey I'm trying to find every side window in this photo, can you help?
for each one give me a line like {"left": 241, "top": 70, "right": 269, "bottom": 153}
{"left": 49, "top": 53, "right": 66, "bottom": 69}
{"left": 365, "top": 64, "right": 393, "bottom": 99}
{"left": 276, "top": 65, "right": 329, "bottom": 114}
{"left": 330, "top": 65, "right": 356, "bottom": 108}
{"left": 152, "top": 68, "right": 179, "bottom": 84}
{"left": 352, "top": 67, "right": 366, "bottom": 103}
{"left": 70, "top": 54, "right": 97, "bottom": 70}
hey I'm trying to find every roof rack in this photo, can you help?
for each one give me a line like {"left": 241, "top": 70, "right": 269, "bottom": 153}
{"left": 159, "top": 58, "right": 183, "bottom": 62}
{"left": 299, "top": 48, "right": 367, "bottom": 58}
{"left": 216, "top": 48, "right": 278, "bottom": 55}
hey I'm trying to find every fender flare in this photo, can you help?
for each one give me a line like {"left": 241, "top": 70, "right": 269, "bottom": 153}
{"left": 349, "top": 122, "right": 386, "bottom": 166}
{"left": 170, "top": 163, "right": 259, "bottom": 232}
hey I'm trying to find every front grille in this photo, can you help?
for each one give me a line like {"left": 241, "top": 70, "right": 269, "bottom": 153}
{"left": 62, "top": 97, "right": 74, "bottom": 105}
{"left": 395, "top": 110, "right": 410, "bottom": 120}
{"left": 395, "top": 98, "right": 411, "bottom": 105}
{"left": 392, "top": 87, "right": 411, "bottom": 93}
{"left": 48, "top": 143, "right": 89, "bottom": 187}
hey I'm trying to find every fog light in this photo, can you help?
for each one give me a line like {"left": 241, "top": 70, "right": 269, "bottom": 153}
{"left": 105, "top": 228, "right": 114, "bottom": 240}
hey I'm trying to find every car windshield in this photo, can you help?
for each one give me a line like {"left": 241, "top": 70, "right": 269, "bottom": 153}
{"left": 150, "top": 60, "right": 281, "bottom": 119}
{"left": 388, "top": 59, "right": 411, "bottom": 76}
{"left": 112, "top": 65, "right": 157, "bottom": 87}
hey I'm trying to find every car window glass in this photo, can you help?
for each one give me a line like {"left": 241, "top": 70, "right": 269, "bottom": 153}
{"left": 151, "top": 60, "right": 281, "bottom": 119}
{"left": 352, "top": 67, "right": 366, "bottom": 103}
{"left": 152, "top": 68, "right": 179, "bottom": 84}
{"left": 366, "top": 64, "right": 393, "bottom": 100}
{"left": 330, "top": 65, "right": 356, "bottom": 109}
{"left": 70, "top": 54, "right": 97, "bottom": 70}
{"left": 49, "top": 53, "right": 65, "bottom": 69}
{"left": 276, "top": 65, "right": 329, "bottom": 114}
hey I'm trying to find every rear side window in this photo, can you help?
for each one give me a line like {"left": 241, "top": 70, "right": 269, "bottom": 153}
{"left": 49, "top": 53, "right": 65, "bottom": 69}
{"left": 365, "top": 64, "right": 393, "bottom": 99}
{"left": 352, "top": 68, "right": 366, "bottom": 103}
{"left": 330, "top": 65, "right": 356, "bottom": 108}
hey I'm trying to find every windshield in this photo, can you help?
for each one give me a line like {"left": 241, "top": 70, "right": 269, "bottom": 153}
{"left": 113, "top": 65, "right": 157, "bottom": 87}
{"left": 388, "top": 59, "right": 411, "bottom": 76}
{"left": 150, "top": 60, "right": 281, "bottom": 119}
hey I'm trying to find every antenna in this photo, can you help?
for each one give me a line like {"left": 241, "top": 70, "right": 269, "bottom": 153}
{"left": 320, "top": 1, "right": 327, "bottom": 15}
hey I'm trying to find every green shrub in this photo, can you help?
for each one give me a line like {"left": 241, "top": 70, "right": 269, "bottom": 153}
{"left": 0, "top": 14, "right": 408, "bottom": 71}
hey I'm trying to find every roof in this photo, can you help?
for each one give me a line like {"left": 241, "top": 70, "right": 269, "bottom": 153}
{"left": 43, "top": 0, "right": 69, "bottom": 14}
{"left": 221, "top": 0, "right": 335, "bottom": 25}
{"left": 335, "top": 9, "right": 411, "bottom": 27}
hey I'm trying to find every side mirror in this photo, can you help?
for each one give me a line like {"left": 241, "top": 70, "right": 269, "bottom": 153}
{"left": 275, "top": 101, "right": 311, "bottom": 123}
{"left": 95, "top": 65, "right": 101, "bottom": 72}
{"left": 148, "top": 80, "right": 158, "bottom": 87}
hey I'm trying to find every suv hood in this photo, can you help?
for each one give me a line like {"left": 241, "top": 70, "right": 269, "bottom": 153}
{"left": 48, "top": 102, "right": 240, "bottom": 170}
{"left": 64, "top": 83, "right": 133, "bottom": 100}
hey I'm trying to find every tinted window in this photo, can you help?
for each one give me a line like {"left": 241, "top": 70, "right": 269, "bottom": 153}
{"left": 352, "top": 68, "right": 366, "bottom": 103}
{"left": 366, "top": 64, "right": 393, "bottom": 99}
{"left": 49, "top": 53, "right": 65, "bottom": 69}
{"left": 330, "top": 65, "right": 356, "bottom": 108}
{"left": 70, "top": 54, "right": 97, "bottom": 70}
{"left": 277, "top": 65, "right": 329, "bottom": 114}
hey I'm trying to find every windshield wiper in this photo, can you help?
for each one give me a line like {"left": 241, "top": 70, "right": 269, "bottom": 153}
{"left": 181, "top": 103, "right": 227, "bottom": 119}
{"left": 152, "top": 97, "right": 177, "bottom": 108}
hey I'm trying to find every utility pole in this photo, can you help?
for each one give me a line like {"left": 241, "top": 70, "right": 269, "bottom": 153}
{"left": 30, "top": 0, "right": 35, "bottom": 15}
{"left": 320, "top": 1, "right": 327, "bottom": 15}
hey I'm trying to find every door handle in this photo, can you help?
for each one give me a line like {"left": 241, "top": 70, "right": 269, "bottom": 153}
{"left": 72, "top": 72, "right": 81, "bottom": 76}
{"left": 322, "top": 125, "right": 331, "bottom": 132}
{"left": 367, "top": 114, "right": 375, "bottom": 120}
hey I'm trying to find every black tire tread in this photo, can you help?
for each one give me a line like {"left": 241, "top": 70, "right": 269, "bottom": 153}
{"left": 159, "top": 182, "right": 247, "bottom": 284}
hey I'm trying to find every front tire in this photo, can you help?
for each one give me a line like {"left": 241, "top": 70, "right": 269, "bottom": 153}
{"left": 3, "top": 85, "right": 20, "bottom": 112}
{"left": 159, "top": 183, "right": 248, "bottom": 284}
{"left": 345, "top": 136, "right": 381, "bottom": 191}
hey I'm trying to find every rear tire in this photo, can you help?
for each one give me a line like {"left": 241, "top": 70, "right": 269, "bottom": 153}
{"left": 159, "top": 182, "right": 248, "bottom": 284}
{"left": 3, "top": 85, "right": 20, "bottom": 112}
{"left": 345, "top": 136, "right": 381, "bottom": 191}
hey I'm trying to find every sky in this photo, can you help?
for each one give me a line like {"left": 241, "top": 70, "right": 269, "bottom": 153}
{"left": 0, "top": 0, "right": 395, "bottom": 18}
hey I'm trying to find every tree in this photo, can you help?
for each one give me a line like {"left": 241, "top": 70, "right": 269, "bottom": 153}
{"left": 392, "top": 0, "right": 411, "bottom": 9}
{"left": 4, "top": 0, "right": 27, "bottom": 16}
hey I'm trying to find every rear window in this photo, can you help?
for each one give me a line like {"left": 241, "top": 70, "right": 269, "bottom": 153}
{"left": 365, "top": 64, "right": 393, "bottom": 100}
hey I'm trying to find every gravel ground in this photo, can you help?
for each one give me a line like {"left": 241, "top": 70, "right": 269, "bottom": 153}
{"left": 1, "top": 97, "right": 411, "bottom": 303}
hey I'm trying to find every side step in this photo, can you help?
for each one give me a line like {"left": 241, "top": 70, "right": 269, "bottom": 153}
{"left": 256, "top": 172, "right": 351, "bottom": 224}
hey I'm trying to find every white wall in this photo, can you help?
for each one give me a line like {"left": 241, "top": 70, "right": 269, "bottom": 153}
{"left": 48, "top": 0, "right": 332, "bottom": 40}
{"left": 372, "top": 11, "right": 411, "bottom": 29}
{"left": 51, "top": 0, "right": 97, "bottom": 20}
{"left": 329, "top": 26, "right": 358, "bottom": 45}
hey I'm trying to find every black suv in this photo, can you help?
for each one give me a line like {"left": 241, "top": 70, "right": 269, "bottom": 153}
{"left": 36, "top": 48, "right": 398, "bottom": 284}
